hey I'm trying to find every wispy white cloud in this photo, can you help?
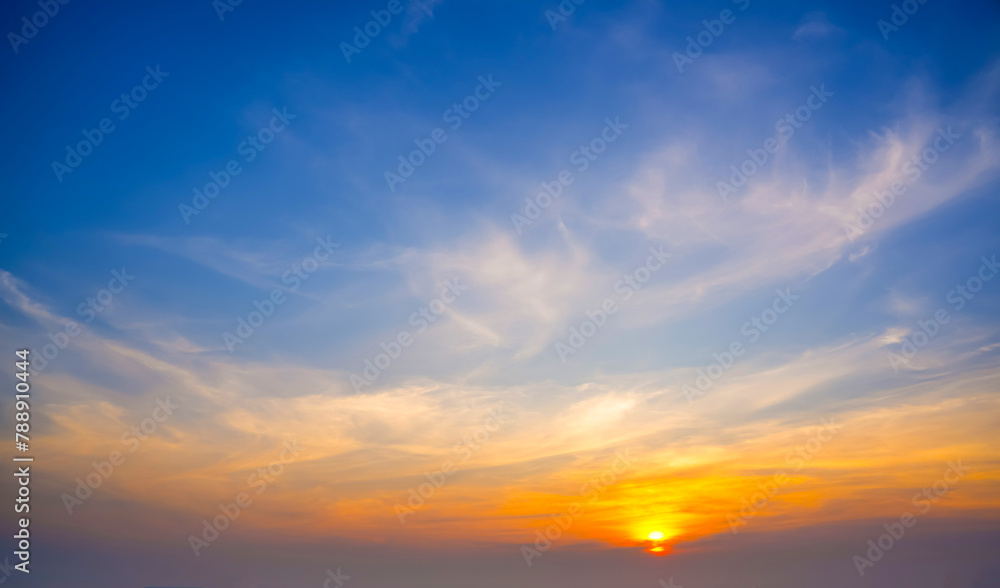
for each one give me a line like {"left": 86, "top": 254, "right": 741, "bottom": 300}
{"left": 792, "top": 12, "right": 844, "bottom": 41}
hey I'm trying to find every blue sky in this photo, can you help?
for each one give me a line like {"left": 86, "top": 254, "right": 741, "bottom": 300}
{"left": 3, "top": 0, "right": 998, "bottom": 379}
{"left": 2, "top": 0, "right": 1000, "bottom": 586}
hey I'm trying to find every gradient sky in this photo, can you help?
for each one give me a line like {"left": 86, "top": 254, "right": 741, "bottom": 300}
{"left": 2, "top": 0, "right": 1000, "bottom": 586}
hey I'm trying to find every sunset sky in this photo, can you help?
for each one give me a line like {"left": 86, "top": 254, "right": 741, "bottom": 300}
{"left": 1, "top": 0, "right": 1000, "bottom": 586}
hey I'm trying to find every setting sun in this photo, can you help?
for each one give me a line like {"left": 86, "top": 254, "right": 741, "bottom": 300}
{"left": 648, "top": 531, "right": 665, "bottom": 541}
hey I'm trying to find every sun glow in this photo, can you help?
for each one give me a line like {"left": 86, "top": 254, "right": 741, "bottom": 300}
{"left": 647, "top": 531, "right": 665, "bottom": 541}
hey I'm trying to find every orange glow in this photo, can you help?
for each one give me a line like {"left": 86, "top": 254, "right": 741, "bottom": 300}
{"left": 28, "top": 375, "right": 1000, "bottom": 552}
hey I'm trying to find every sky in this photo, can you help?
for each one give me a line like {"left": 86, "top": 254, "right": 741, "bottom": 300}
{"left": 1, "top": 0, "right": 1000, "bottom": 586}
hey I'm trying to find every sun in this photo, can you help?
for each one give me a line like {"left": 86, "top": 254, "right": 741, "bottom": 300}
{"left": 647, "top": 531, "right": 665, "bottom": 541}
